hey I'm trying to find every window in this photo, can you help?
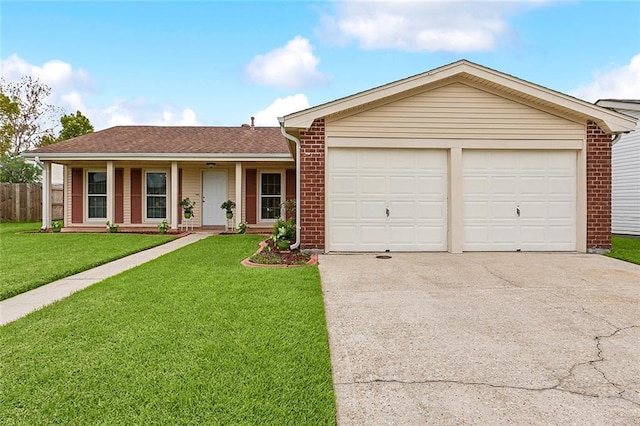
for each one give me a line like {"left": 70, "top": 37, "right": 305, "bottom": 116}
{"left": 260, "top": 173, "right": 282, "bottom": 220}
{"left": 87, "top": 171, "right": 107, "bottom": 219}
{"left": 146, "top": 172, "right": 167, "bottom": 219}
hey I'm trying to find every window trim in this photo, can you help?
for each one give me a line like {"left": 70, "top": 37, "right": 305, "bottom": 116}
{"left": 144, "top": 170, "right": 169, "bottom": 222}
{"left": 258, "top": 170, "right": 285, "bottom": 223}
{"left": 85, "top": 169, "right": 107, "bottom": 222}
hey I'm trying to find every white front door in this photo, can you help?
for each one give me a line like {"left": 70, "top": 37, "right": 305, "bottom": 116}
{"left": 327, "top": 148, "right": 448, "bottom": 252}
{"left": 463, "top": 150, "right": 576, "bottom": 251}
{"left": 202, "top": 170, "right": 227, "bottom": 226}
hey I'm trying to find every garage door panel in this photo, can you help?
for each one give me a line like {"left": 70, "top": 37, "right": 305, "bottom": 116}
{"left": 331, "top": 200, "right": 358, "bottom": 219}
{"left": 464, "top": 200, "right": 489, "bottom": 218}
{"left": 416, "top": 176, "right": 446, "bottom": 195}
{"left": 360, "top": 201, "right": 386, "bottom": 220}
{"left": 547, "top": 201, "right": 574, "bottom": 219}
{"left": 360, "top": 176, "right": 386, "bottom": 195}
{"left": 548, "top": 177, "right": 574, "bottom": 195}
{"left": 331, "top": 175, "right": 358, "bottom": 195}
{"left": 360, "top": 225, "right": 386, "bottom": 244}
{"left": 416, "top": 201, "right": 447, "bottom": 219}
{"left": 389, "top": 176, "right": 416, "bottom": 194}
{"left": 492, "top": 176, "right": 518, "bottom": 195}
{"left": 519, "top": 177, "right": 546, "bottom": 195}
{"left": 492, "top": 202, "right": 517, "bottom": 219}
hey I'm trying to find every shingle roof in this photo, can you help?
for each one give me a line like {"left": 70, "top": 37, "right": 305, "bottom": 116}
{"left": 28, "top": 126, "right": 288, "bottom": 155}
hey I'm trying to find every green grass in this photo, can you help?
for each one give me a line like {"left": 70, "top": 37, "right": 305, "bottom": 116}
{"left": 0, "top": 222, "right": 175, "bottom": 300}
{"left": 607, "top": 235, "right": 640, "bottom": 265}
{"left": 0, "top": 235, "right": 336, "bottom": 425}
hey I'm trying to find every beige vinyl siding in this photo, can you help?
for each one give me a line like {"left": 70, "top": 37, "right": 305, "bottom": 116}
{"left": 327, "top": 82, "right": 585, "bottom": 140}
{"left": 612, "top": 109, "right": 640, "bottom": 235}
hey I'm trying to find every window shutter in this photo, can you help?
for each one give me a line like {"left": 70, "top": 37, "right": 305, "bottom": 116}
{"left": 115, "top": 168, "right": 124, "bottom": 223}
{"left": 71, "top": 168, "right": 83, "bottom": 223}
{"left": 246, "top": 169, "right": 257, "bottom": 224}
{"left": 131, "top": 168, "right": 142, "bottom": 224}
{"left": 178, "top": 168, "right": 182, "bottom": 225}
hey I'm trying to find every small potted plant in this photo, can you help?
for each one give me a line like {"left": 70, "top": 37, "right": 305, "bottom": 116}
{"left": 106, "top": 221, "right": 118, "bottom": 233}
{"left": 158, "top": 219, "right": 169, "bottom": 234}
{"left": 180, "top": 197, "right": 196, "bottom": 219}
{"left": 220, "top": 199, "right": 236, "bottom": 219}
{"left": 51, "top": 220, "right": 62, "bottom": 233}
{"left": 237, "top": 222, "right": 247, "bottom": 234}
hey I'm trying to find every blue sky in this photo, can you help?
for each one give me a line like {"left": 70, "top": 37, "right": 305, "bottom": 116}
{"left": 2, "top": 1, "right": 639, "bottom": 130}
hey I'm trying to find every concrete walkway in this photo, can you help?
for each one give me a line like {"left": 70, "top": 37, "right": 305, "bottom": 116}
{"left": 0, "top": 233, "right": 209, "bottom": 326}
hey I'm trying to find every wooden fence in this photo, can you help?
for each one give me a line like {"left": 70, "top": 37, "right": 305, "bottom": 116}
{"left": 0, "top": 183, "right": 64, "bottom": 222}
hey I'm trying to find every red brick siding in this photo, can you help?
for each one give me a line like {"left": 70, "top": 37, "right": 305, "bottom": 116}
{"left": 299, "top": 119, "right": 326, "bottom": 250}
{"left": 586, "top": 121, "right": 612, "bottom": 250}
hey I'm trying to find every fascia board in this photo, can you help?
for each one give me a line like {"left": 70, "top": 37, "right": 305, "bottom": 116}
{"left": 21, "top": 152, "right": 294, "bottom": 162}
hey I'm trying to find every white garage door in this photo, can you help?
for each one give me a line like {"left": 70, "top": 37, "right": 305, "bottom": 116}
{"left": 328, "top": 148, "right": 447, "bottom": 252}
{"left": 463, "top": 150, "right": 576, "bottom": 251}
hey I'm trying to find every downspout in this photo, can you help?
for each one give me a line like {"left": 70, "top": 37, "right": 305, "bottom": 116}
{"left": 33, "top": 156, "right": 47, "bottom": 230}
{"left": 611, "top": 133, "right": 622, "bottom": 145}
{"left": 278, "top": 117, "right": 301, "bottom": 250}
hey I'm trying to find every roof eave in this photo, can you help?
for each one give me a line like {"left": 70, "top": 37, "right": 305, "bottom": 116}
{"left": 21, "top": 152, "right": 294, "bottom": 162}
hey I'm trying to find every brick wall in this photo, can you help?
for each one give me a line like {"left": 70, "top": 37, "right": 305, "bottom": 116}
{"left": 586, "top": 121, "right": 612, "bottom": 251}
{"left": 299, "top": 118, "right": 325, "bottom": 250}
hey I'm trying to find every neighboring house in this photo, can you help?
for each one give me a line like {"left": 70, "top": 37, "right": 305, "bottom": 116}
{"left": 595, "top": 100, "right": 640, "bottom": 236}
{"left": 24, "top": 124, "right": 295, "bottom": 232}
{"left": 24, "top": 60, "right": 637, "bottom": 253}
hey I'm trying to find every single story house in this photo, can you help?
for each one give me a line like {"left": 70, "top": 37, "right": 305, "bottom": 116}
{"left": 595, "top": 99, "right": 640, "bottom": 236}
{"left": 24, "top": 60, "right": 637, "bottom": 253}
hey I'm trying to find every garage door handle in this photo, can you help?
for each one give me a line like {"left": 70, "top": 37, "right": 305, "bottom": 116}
{"left": 386, "top": 208, "right": 389, "bottom": 217}
{"left": 516, "top": 206, "right": 520, "bottom": 217}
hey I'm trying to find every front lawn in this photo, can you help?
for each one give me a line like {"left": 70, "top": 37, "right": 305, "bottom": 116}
{"left": 607, "top": 235, "right": 640, "bottom": 265}
{"left": 0, "top": 235, "right": 336, "bottom": 424}
{"left": 0, "top": 222, "right": 175, "bottom": 300}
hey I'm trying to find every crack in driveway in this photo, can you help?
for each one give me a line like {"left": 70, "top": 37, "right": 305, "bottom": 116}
{"left": 335, "top": 324, "right": 640, "bottom": 408}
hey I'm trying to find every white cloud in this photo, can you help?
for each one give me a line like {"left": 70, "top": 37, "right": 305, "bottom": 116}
{"left": 570, "top": 54, "right": 640, "bottom": 102}
{"left": 252, "top": 94, "right": 311, "bottom": 126}
{"left": 316, "top": 1, "right": 543, "bottom": 52}
{"left": 246, "top": 36, "right": 327, "bottom": 89}
{"left": 102, "top": 98, "right": 199, "bottom": 128}
{"left": 1, "top": 54, "right": 199, "bottom": 130}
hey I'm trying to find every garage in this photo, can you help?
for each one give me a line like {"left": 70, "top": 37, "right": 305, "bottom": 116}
{"left": 327, "top": 148, "right": 447, "bottom": 252}
{"left": 463, "top": 150, "right": 576, "bottom": 251}
{"left": 282, "top": 60, "right": 637, "bottom": 253}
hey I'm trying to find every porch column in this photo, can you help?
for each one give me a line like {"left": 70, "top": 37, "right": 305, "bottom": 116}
{"left": 448, "top": 148, "right": 463, "bottom": 254}
{"left": 171, "top": 161, "right": 178, "bottom": 230}
{"left": 235, "top": 162, "right": 242, "bottom": 225}
{"left": 41, "top": 161, "right": 51, "bottom": 230}
{"left": 106, "top": 161, "right": 114, "bottom": 225}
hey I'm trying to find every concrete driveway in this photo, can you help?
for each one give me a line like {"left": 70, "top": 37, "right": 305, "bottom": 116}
{"left": 319, "top": 252, "right": 640, "bottom": 425}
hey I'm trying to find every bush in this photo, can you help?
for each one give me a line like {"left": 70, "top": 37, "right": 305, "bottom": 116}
{"left": 272, "top": 217, "right": 295, "bottom": 243}
{"left": 0, "top": 155, "right": 41, "bottom": 183}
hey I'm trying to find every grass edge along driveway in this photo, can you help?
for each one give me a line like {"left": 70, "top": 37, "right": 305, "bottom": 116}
{"left": 0, "top": 222, "right": 175, "bottom": 301}
{"left": 0, "top": 234, "right": 336, "bottom": 425}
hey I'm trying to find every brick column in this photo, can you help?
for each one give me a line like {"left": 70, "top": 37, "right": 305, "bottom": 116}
{"left": 299, "top": 119, "right": 325, "bottom": 250}
{"left": 586, "top": 121, "right": 612, "bottom": 251}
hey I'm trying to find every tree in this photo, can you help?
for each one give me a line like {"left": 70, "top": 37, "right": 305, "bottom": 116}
{"left": 0, "top": 76, "right": 59, "bottom": 156}
{"left": 0, "top": 155, "right": 41, "bottom": 183}
{"left": 40, "top": 110, "right": 94, "bottom": 147}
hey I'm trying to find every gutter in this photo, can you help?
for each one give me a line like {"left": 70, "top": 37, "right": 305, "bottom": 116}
{"left": 33, "top": 156, "right": 47, "bottom": 230}
{"left": 278, "top": 117, "right": 301, "bottom": 250}
{"left": 611, "top": 133, "right": 623, "bottom": 145}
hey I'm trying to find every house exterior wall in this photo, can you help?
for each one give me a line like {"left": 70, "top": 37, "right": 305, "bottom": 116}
{"left": 59, "top": 160, "right": 293, "bottom": 229}
{"left": 299, "top": 119, "right": 326, "bottom": 249}
{"left": 297, "top": 86, "right": 612, "bottom": 253}
{"left": 326, "top": 82, "right": 585, "bottom": 140}
{"left": 586, "top": 122, "right": 612, "bottom": 250}
{"left": 611, "top": 109, "right": 640, "bottom": 235}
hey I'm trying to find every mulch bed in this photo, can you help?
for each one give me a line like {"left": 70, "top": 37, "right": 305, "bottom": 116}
{"left": 242, "top": 239, "right": 318, "bottom": 268}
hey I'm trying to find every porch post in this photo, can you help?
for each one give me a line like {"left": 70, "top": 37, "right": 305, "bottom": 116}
{"left": 41, "top": 161, "right": 51, "bottom": 230}
{"left": 106, "top": 161, "right": 115, "bottom": 225}
{"left": 171, "top": 161, "right": 178, "bottom": 230}
{"left": 235, "top": 162, "right": 242, "bottom": 225}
